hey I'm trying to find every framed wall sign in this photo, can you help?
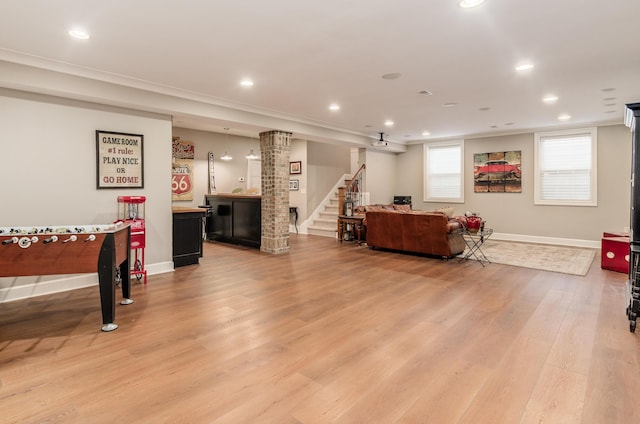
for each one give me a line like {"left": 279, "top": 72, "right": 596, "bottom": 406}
{"left": 289, "top": 179, "right": 299, "bottom": 191}
{"left": 171, "top": 138, "right": 194, "bottom": 201}
{"left": 289, "top": 161, "right": 302, "bottom": 174}
{"left": 96, "top": 130, "right": 144, "bottom": 189}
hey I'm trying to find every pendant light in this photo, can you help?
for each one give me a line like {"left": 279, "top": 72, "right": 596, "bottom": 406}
{"left": 245, "top": 137, "right": 259, "bottom": 159}
{"left": 221, "top": 129, "right": 232, "bottom": 161}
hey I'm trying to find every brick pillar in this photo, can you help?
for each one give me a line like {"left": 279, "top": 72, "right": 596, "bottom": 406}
{"left": 259, "top": 130, "right": 291, "bottom": 254}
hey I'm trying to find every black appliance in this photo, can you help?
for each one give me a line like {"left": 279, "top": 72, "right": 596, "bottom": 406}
{"left": 625, "top": 102, "right": 640, "bottom": 332}
{"left": 393, "top": 195, "right": 412, "bottom": 206}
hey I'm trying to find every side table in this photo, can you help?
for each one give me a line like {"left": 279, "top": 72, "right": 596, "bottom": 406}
{"left": 458, "top": 228, "right": 493, "bottom": 266}
{"left": 337, "top": 215, "right": 365, "bottom": 244}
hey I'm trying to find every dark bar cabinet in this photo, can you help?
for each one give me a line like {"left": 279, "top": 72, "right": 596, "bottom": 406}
{"left": 204, "top": 194, "right": 261, "bottom": 248}
{"left": 172, "top": 207, "right": 206, "bottom": 267}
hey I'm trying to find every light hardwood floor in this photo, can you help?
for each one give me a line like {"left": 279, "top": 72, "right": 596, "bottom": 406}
{"left": 1, "top": 234, "right": 639, "bottom": 423}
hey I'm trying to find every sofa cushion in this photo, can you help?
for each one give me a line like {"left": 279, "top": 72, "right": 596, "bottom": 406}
{"left": 433, "top": 205, "right": 455, "bottom": 218}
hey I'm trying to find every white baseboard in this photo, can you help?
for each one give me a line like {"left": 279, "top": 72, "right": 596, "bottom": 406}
{"left": 491, "top": 232, "right": 601, "bottom": 249}
{"left": 0, "top": 261, "right": 174, "bottom": 303}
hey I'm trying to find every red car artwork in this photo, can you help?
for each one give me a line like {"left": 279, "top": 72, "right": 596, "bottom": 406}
{"left": 474, "top": 159, "right": 521, "bottom": 182}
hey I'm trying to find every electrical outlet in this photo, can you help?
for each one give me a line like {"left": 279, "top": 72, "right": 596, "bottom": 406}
{"left": 238, "top": 177, "right": 245, "bottom": 182}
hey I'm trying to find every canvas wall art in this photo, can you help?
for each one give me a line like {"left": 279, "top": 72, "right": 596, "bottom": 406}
{"left": 473, "top": 150, "right": 522, "bottom": 193}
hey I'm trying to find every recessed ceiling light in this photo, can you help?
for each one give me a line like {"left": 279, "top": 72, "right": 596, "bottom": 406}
{"left": 329, "top": 103, "right": 340, "bottom": 111}
{"left": 490, "top": 125, "right": 498, "bottom": 128}
{"left": 504, "top": 122, "right": 514, "bottom": 126}
{"left": 604, "top": 103, "right": 616, "bottom": 107}
{"left": 542, "top": 95, "right": 558, "bottom": 103}
{"left": 558, "top": 114, "right": 571, "bottom": 121}
{"left": 603, "top": 97, "right": 616, "bottom": 101}
{"left": 418, "top": 90, "right": 433, "bottom": 96}
{"left": 364, "top": 124, "right": 373, "bottom": 128}
{"left": 240, "top": 79, "right": 254, "bottom": 87}
{"left": 422, "top": 131, "right": 431, "bottom": 137}
{"left": 604, "top": 110, "right": 617, "bottom": 114}
{"left": 479, "top": 107, "right": 491, "bottom": 111}
{"left": 459, "top": 0, "right": 485, "bottom": 8}
{"left": 515, "top": 63, "right": 534, "bottom": 72}
{"left": 68, "top": 29, "right": 90, "bottom": 39}
{"left": 442, "top": 102, "right": 457, "bottom": 108}
{"left": 601, "top": 88, "right": 616, "bottom": 92}
{"left": 384, "top": 120, "right": 394, "bottom": 127}
{"left": 381, "top": 73, "right": 402, "bottom": 80}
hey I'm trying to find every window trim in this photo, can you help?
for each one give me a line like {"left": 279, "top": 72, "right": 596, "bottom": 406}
{"left": 423, "top": 140, "right": 465, "bottom": 203}
{"left": 534, "top": 127, "right": 598, "bottom": 206}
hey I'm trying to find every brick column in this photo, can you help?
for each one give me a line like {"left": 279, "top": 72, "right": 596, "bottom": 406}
{"left": 259, "top": 130, "right": 291, "bottom": 254}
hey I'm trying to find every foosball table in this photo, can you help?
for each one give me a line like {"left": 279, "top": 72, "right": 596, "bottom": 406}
{"left": 0, "top": 222, "right": 133, "bottom": 332}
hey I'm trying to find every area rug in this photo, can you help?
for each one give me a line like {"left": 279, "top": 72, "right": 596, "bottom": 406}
{"left": 472, "top": 240, "right": 597, "bottom": 276}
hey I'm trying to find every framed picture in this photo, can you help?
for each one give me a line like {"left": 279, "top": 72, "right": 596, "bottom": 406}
{"left": 289, "top": 179, "right": 299, "bottom": 191}
{"left": 289, "top": 161, "right": 302, "bottom": 174}
{"left": 171, "top": 138, "right": 194, "bottom": 201}
{"left": 473, "top": 150, "right": 522, "bottom": 193}
{"left": 96, "top": 130, "right": 144, "bottom": 189}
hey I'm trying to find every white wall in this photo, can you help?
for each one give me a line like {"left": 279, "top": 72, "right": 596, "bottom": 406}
{"left": 0, "top": 89, "right": 173, "bottom": 301}
{"left": 290, "top": 139, "right": 308, "bottom": 224}
{"left": 394, "top": 124, "right": 631, "bottom": 244}
{"left": 306, "top": 141, "right": 351, "bottom": 215}
{"left": 365, "top": 149, "right": 398, "bottom": 204}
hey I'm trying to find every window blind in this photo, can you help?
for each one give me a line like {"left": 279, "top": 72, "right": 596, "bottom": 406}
{"left": 538, "top": 133, "right": 593, "bottom": 202}
{"left": 427, "top": 144, "right": 462, "bottom": 200}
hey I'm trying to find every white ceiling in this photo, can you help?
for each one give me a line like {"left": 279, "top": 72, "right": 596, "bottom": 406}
{"left": 1, "top": 0, "right": 640, "bottom": 145}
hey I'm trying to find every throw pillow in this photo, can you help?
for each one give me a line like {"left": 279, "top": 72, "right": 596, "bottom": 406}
{"left": 434, "top": 206, "right": 455, "bottom": 218}
{"left": 392, "top": 204, "right": 411, "bottom": 212}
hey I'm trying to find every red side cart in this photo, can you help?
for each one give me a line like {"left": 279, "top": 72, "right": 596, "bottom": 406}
{"left": 116, "top": 196, "right": 147, "bottom": 284}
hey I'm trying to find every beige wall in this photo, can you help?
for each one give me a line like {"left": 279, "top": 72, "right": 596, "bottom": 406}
{"left": 0, "top": 89, "right": 174, "bottom": 301}
{"left": 395, "top": 124, "right": 631, "bottom": 243}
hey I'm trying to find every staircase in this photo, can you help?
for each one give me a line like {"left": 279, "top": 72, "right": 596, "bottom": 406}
{"left": 307, "top": 190, "right": 340, "bottom": 238}
{"left": 305, "top": 164, "right": 368, "bottom": 238}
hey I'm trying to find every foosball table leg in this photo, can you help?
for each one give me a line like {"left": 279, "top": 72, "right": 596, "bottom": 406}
{"left": 101, "top": 323, "right": 119, "bottom": 332}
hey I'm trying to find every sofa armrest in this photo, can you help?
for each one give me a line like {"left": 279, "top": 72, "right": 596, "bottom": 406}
{"left": 446, "top": 220, "right": 462, "bottom": 233}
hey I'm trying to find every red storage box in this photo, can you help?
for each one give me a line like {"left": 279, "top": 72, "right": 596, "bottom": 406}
{"left": 603, "top": 231, "right": 629, "bottom": 238}
{"left": 601, "top": 236, "right": 630, "bottom": 274}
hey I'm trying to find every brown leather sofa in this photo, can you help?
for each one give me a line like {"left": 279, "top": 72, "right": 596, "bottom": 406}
{"left": 365, "top": 210, "right": 465, "bottom": 258}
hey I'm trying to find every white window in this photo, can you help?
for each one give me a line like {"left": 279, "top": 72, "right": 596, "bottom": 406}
{"left": 424, "top": 140, "right": 464, "bottom": 203}
{"left": 534, "top": 127, "right": 597, "bottom": 206}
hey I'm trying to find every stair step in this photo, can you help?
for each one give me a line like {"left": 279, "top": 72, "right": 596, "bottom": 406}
{"left": 308, "top": 226, "right": 337, "bottom": 238}
{"left": 313, "top": 219, "right": 337, "bottom": 230}
{"left": 319, "top": 211, "right": 337, "bottom": 220}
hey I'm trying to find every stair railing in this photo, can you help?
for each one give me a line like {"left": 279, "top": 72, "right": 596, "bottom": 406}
{"left": 338, "top": 163, "right": 366, "bottom": 215}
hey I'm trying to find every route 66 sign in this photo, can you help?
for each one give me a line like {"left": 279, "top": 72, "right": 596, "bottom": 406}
{"left": 172, "top": 160, "right": 193, "bottom": 200}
